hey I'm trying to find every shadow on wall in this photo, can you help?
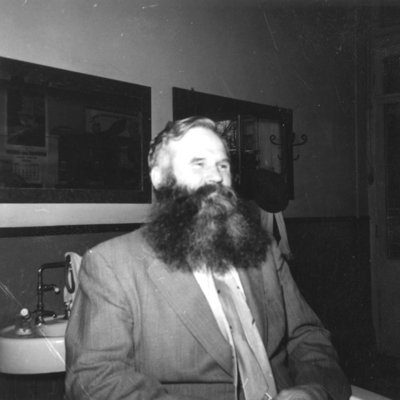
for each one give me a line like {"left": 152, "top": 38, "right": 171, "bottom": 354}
{"left": 285, "top": 217, "right": 400, "bottom": 399}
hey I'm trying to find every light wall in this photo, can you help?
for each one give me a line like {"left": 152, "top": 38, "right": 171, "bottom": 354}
{"left": 0, "top": 0, "right": 363, "bottom": 226}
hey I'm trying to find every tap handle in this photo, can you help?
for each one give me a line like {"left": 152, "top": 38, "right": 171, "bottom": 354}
{"left": 35, "top": 309, "right": 57, "bottom": 324}
{"left": 42, "top": 310, "right": 57, "bottom": 318}
{"left": 42, "top": 284, "right": 60, "bottom": 293}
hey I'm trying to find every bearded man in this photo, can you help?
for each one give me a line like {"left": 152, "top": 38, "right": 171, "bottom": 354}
{"left": 65, "top": 116, "right": 351, "bottom": 400}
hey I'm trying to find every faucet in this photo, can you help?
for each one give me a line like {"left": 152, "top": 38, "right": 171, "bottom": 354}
{"left": 34, "top": 262, "right": 64, "bottom": 325}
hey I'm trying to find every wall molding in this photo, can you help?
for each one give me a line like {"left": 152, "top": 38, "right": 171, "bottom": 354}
{"left": 285, "top": 216, "right": 370, "bottom": 224}
{"left": 0, "top": 216, "right": 371, "bottom": 238}
{"left": 0, "top": 223, "right": 142, "bottom": 238}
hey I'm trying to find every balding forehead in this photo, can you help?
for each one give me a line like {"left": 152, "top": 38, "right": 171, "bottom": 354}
{"left": 169, "top": 127, "right": 227, "bottom": 156}
{"left": 150, "top": 126, "right": 227, "bottom": 169}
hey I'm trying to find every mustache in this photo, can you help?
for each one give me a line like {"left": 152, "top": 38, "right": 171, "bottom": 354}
{"left": 183, "top": 184, "right": 237, "bottom": 212}
{"left": 154, "top": 183, "right": 237, "bottom": 217}
{"left": 158, "top": 182, "right": 235, "bottom": 201}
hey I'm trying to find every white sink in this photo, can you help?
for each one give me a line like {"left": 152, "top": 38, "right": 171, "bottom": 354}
{"left": 0, "top": 316, "right": 67, "bottom": 374}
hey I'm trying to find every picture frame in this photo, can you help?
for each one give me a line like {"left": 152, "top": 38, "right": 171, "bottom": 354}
{"left": 0, "top": 56, "right": 151, "bottom": 203}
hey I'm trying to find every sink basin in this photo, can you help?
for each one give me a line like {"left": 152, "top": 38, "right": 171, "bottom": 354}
{"left": 36, "top": 318, "right": 68, "bottom": 337}
{"left": 0, "top": 317, "right": 67, "bottom": 374}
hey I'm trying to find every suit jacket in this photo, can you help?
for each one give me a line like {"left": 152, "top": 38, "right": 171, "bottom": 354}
{"left": 65, "top": 227, "right": 350, "bottom": 400}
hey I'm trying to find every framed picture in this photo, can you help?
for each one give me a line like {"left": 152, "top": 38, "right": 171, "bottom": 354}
{"left": 0, "top": 56, "right": 151, "bottom": 203}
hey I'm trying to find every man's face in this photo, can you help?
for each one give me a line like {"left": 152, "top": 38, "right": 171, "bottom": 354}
{"left": 145, "top": 127, "right": 269, "bottom": 272}
{"left": 154, "top": 127, "right": 232, "bottom": 192}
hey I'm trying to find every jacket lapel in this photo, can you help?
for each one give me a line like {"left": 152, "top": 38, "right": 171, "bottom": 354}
{"left": 147, "top": 259, "right": 234, "bottom": 376}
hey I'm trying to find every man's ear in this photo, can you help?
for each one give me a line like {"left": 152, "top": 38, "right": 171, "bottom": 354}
{"left": 150, "top": 166, "right": 163, "bottom": 190}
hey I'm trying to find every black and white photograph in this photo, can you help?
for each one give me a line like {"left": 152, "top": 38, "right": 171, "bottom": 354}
{"left": 0, "top": 1, "right": 399, "bottom": 399}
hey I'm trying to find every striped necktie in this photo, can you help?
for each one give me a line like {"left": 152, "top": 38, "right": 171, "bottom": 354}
{"left": 213, "top": 271, "right": 277, "bottom": 400}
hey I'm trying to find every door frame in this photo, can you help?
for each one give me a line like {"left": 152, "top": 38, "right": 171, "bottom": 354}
{"left": 369, "top": 36, "right": 400, "bottom": 355}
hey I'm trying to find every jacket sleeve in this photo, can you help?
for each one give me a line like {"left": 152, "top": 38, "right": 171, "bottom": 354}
{"left": 65, "top": 248, "right": 204, "bottom": 400}
{"left": 270, "top": 242, "right": 351, "bottom": 400}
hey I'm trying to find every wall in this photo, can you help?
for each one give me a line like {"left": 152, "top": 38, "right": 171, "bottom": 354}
{"left": 0, "top": 0, "right": 363, "bottom": 224}
{"left": 286, "top": 217, "right": 375, "bottom": 382}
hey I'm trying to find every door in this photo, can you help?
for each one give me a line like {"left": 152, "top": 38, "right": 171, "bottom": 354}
{"left": 370, "top": 40, "right": 400, "bottom": 356}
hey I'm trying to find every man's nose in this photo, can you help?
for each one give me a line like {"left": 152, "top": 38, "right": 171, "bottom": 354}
{"left": 205, "top": 166, "right": 223, "bottom": 184}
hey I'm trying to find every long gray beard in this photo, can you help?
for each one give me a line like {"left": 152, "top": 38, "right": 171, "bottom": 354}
{"left": 144, "top": 183, "right": 270, "bottom": 273}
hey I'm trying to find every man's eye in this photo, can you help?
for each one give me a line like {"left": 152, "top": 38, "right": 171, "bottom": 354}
{"left": 219, "top": 163, "right": 229, "bottom": 170}
{"left": 193, "top": 161, "right": 204, "bottom": 168}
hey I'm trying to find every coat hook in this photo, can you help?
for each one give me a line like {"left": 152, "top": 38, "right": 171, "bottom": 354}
{"left": 269, "top": 134, "right": 283, "bottom": 160}
{"left": 292, "top": 132, "right": 307, "bottom": 160}
{"left": 292, "top": 132, "right": 308, "bottom": 147}
{"left": 269, "top": 132, "right": 308, "bottom": 161}
{"left": 269, "top": 134, "right": 281, "bottom": 146}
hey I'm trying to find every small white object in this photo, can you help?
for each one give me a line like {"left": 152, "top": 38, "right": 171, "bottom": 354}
{"left": 14, "top": 308, "right": 33, "bottom": 336}
{"left": 19, "top": 308, "right": 29, "bottom": 318}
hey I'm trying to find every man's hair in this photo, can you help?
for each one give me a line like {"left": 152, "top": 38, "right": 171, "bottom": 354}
{"left": 148, "top": 116, "right": 220, "bottom": 170}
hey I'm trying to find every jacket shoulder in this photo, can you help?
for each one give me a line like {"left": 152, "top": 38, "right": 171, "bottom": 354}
{"left": 88, "top": 225, "right": 152, "bottom": 259}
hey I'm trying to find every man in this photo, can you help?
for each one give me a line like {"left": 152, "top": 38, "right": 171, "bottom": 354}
{"left": 65, "top": 116, "right": 351, "bottom": 400}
